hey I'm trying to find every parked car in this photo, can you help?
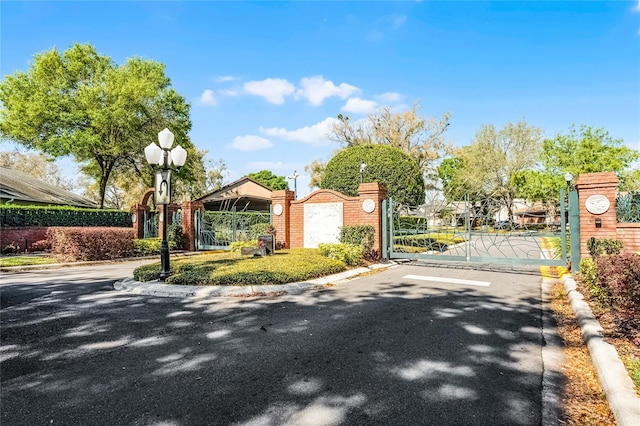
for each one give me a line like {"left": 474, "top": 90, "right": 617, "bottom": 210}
{"left": 494, "top": 220, "right": 514, "bottom": 230}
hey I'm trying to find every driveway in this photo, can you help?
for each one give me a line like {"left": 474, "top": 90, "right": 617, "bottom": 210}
{"left": 1, "top": 262, "right": 560, "bottom": 425}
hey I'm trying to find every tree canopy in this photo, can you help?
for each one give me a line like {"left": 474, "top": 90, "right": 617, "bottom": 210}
{"left": 0, "top": 43, "right": 196, "bottom": 208}
{"left": 321, "top": 144, "right": 425, "bottom": 206}
{"left": 246, "top": 170, "right": 289, "bottom": 191}
{"left": 306, "top": 102, "right": 451, "bottom": 190}
{"left": 437, "top": 119, "right": 543, "bottom": 219}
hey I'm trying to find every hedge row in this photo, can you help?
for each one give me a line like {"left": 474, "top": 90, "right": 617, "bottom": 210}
{"left": 1, "top": 205, "right": 132, "bottom": 228}
{"left": 578, "top": 238, "right": 639, "bottom": 345}
{"left": 47, "top": 227, "right": 134, "bottom": 262}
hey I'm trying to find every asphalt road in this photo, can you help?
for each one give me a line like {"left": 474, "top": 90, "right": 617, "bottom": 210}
{"left": 1, "top": 261, "right": 557, "bottom": 425}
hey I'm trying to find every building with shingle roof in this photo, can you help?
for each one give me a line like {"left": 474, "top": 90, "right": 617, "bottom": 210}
{"left": 0, "top": 167, "right": 97, "bottom": 208}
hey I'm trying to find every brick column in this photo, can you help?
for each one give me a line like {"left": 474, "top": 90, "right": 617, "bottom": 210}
{"left": 271, "top": 190, "right": 295, "bottom": 249}
{"left": 357, "top": 182, "right": 388, "bottom": 257}
{"left": 131, "top": 204, "right": 148, "bottom": 239}
{"left": 181, "top": 201, "right": 203, "bottom": 252}
{"left": 575, "top": 172, "right": 618, "bottom": 258}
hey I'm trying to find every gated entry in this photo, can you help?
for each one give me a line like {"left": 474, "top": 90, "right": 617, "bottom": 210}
{"left": 195, "top": 208, "right": 271, "bottom": 250}
{"left": 383, "top": 190, "right": 569, "bottom": 266}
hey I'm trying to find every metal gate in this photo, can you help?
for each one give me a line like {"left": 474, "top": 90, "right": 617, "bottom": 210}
{"left": 195, "top": 208, "right": 272, "bottom": 251}
{"left": 383, "top": 190, "right": 569, "bottom": 267}
{"left": 143, "top": 210, "right": 158, "bottom": 239}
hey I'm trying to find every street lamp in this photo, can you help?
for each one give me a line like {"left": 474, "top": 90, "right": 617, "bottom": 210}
{"left": 288, "top": 170, "right": 300, "bottom": 199}
{"left": 564, "top": 172, "right": 573, "bottom": 187}
{"left": 144, "top": 128, "right": 188, "bottom": 281}
{"left": 359, "top": 163, "right": 367, "bottom": 184}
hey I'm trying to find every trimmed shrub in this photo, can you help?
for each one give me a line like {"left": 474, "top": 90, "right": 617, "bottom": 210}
{"left": 133, "top": 249, "right": 346, "bottom": 285}
{"left": 340, "top": 225, "right": 374, "bottom": 256}
{"left": 133, "top": 238, "right": 179, "bottom": 257}
{"left": 168, "top": 223, "right": 183, "bottom": 250}
{"left": 587, "top": 237, "right": 623, "bottom": 257}
{"left": 321, "top": 144, "right": 425, "bottom": 206}
{"left": 1, "top": 205, "right": 131, "bottom": 227}
{"left": 29, "top": 239, "right": 51, "bottom": 252}
{"left": 317, "top": 243, "right": 363, "bottom": 266}
{"left": 230, "top": 240, "right": 259, "bottom": 252}
{"left": 47, "top": 227, "right": 134, "bottom": 262}
{"left": 579, "top": 258, "right": 609, "bottom": 304}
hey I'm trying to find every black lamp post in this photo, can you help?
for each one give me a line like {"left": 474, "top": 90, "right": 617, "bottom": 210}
{"left": 287, "top": 170, "right": 300, "bottom": 199}
{"left": 144, "top": 128, "right": 187, "bottom": 281}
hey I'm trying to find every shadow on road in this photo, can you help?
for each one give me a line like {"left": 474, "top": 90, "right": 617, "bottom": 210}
{"left": 1, "top": 272, "right": 557, "bottom": 425}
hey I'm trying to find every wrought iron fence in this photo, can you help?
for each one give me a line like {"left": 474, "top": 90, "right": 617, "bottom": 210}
{"left": 616, "top": 192, "right": 640, "bottom": 223}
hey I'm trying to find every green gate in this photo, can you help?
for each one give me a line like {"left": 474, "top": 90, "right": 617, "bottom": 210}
{"left": 383, "top": 190, "right": 569, "bottom": 267}
{"left": 195, "top": 208, "right": 271, "bottom": 250}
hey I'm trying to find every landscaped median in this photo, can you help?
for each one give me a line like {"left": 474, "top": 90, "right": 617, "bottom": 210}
{"left": 133, "top": 248, "right": 349, "bottom": 286}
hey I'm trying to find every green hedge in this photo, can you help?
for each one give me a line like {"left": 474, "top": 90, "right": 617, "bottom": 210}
{"left": 339, "top": 225, "right": 374, "bottom": 254}
{"left": 133, "top": 249, "right": 346, "bottom": 285}
{"left": 1, "top": 205, "right": 131, "bottom": 228}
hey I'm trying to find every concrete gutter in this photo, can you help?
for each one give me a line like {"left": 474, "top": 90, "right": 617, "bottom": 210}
{"left": 561, "top": 274, "right": 640, "bottom": 426}
{"left": 114, "top": 262, "right": 396, "bottom": 299}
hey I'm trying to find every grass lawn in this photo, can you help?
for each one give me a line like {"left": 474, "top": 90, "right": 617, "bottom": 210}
{"left": 0, "top": 255, "right": 57, "bottom": 267}
{"left": 134, "top": 248, "right": 348, "bottom": 286}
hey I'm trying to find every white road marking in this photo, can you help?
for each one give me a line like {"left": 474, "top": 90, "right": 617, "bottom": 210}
{"left": 402, "top": 275, "right": 491, "bottom": 287}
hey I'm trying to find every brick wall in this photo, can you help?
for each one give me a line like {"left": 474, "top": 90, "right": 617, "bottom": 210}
{"left": 272, "top": 183, "right": 387, "bottom": 256}
{"left": 1, "top": 227, "right": 49, "bottom": 252}
{"left": 576, "top": 172, "right": 640, "bottom": 256}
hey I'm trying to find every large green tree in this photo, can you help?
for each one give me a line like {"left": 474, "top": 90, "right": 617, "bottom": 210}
{"left": 439, "top": 120, "right": 543, "bottom": 219}
{"left": 246, "top": 170, "right": 289, "bottom": 190}
{"left": 0, "top": 43, "right": 195, "bottom": 208}
{"left": 321, "top": 144, "right": 425, "bottom": 206}
{"left": 514, "top": 125, "right": 640, "bottom": 200}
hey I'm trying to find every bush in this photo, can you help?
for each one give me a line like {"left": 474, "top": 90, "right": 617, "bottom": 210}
{"left": 317, "top": 243, "right": 363, "bottom": 266}
{"left": 29, "top": 239, "right": 51, "bottom": 252}
{"left": 587, "top": 237, "right": 623, "bottom": 257}
{"left": 133, "top": 238, "right": 179, "bottom": 256}
{"left": 340, "top": 225, "right": 374, "bottom": 257}
{"left": 1, "top": 204, "right": 131, "bottom": 227}
{"left": 579, "top": 258, "right": 610, "bottom": 304}
{"left": 133, "top": 249, "right": 346, "bottom": 285}
{"left": 47, "top": 227, "right": 134, "bottom": 262}
{"left": 229, "top": 240, "right": 259, "bottom": 252}
{"left": 168, "top": 223, "right": 183, "bottom": 250}
{"left": 320, "top": 144, "right": 425, "bottom": 206}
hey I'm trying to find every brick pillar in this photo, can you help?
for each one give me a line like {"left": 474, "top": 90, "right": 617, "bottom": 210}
{"left": 357, "top": 182, "right": 388, "bottom": 257}
{"left": 181, "top": 201, "right": 203, "bottom": 252}
{"left": 575, "top": 172, "right": 618, "bottom": 258}
{"left": 271, "top": 190, "right": 295, "bottom": 249}
{"left": 131, "top": 204, "right": 148, "bottom": 239}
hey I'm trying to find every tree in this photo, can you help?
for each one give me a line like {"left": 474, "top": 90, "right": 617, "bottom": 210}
{"left": 321, "top": 145, "right": 425, "bottom": 206}
{"left": 513, "top": 126, "right": 640, "bottom": 201}
{"left": 246, "top": 170, "right": 289, "bottom": 190}
{"left": 0, "top": 150, "right": 73, "bottom": 190}
{"left": 442, "top": 120, "right": 543, "bottom": 219}
{"left": 0, "top": 43, "right": 195, "bottom": 208}
{"left": 325, "top": 102, "right": 451, "bottom": 188}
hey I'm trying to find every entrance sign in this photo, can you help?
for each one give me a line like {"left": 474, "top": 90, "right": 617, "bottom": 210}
{"left": 304, "top": 203, "right": 343, "bottom": 248}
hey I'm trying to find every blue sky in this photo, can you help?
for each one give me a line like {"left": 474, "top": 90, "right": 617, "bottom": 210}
{"left": 2, "top": 1, "right": 639, "bottom": 198}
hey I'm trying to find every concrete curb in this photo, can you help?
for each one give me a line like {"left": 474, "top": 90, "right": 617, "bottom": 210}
{"left": 114, "top": 263, "right": 397, "bottom": 299}
{"left": 561, "top": 274, "right": 640, "bottom": 426}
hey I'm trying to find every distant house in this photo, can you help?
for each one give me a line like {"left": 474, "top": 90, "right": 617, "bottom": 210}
{"left": 0, "top": 167, "right": 97, "bottom": 208}
{"left": 196, "top": 177, "right": 273, "bottom": 211}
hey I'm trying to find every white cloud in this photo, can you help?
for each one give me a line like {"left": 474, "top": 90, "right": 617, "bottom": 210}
{"left": 216, "top": 75, "right": 235, "bottom": 83}
{"left": 243, "top": 78, "right": 295, "bottom": 104}
{"left": 219, "top": 89, "right": 238, "bottom": 96}
{"left": 391, "top": 15, "right": 407, "bottom": 30}
{"left": 341, "top": 97, "right": 378, "bottom": 114}
{"left": 260, "top": 117, "right": 339, "bottom": 146}
{"left": 199, "top": 89, "right": 217, "bottom": 106}
{"left": 229, "top": 135, "right": 274, "bottom": 151}
{"left": 377, "top": 92, "right": 404, "bottom": 104}
{"left": 295, "top": 76, "right": 360, "bottom": 106}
